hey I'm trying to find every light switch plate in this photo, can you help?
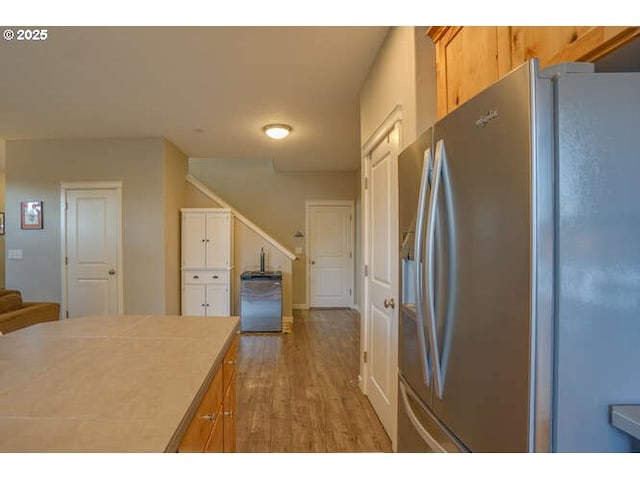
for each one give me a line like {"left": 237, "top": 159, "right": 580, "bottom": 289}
{"left": 295, "top": 247, "right": 303, "bottom": 255}
{"left": 8, "top": 249, "right": 23, "bottom": 260}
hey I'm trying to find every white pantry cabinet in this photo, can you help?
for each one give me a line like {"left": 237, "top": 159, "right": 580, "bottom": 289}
{"left": 181, "top": 208, "right": 234, "bottom": 316}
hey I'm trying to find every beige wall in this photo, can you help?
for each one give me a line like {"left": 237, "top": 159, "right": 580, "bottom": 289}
{"left": 0, "top": 170, "right": 5, "bottom": 289}
{"left": 4, "top": 138, "right": 171, "bottom": 313}
{"left": 360, "top": 27, "right": 418, "bottom": 149}
{"left": 185, "top": 182, "right": 293, "bottom": 317}
{"left": 360, "top": 26, "right": 436, "bottom": 148}
{"left": 188, "top": 158, "right": 357, "bottom": 307}
{"left": 163, "top": 139, "right": 188, "bottom": 315}
{"left": 415, "top": 28, "right": 437, "bottom": 136}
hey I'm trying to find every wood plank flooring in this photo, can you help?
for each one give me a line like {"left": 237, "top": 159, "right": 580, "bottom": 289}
{"left": 236, "top": 308, "right": 392, "bottom": 452}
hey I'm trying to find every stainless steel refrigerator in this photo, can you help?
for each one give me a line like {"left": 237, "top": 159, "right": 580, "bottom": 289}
{"left": 397, "top": 58, "right": 640, "bottom": 452}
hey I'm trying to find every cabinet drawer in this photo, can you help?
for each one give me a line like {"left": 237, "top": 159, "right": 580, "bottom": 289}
{"left": 183, "top": 270, "right": 229, "bottom": 285}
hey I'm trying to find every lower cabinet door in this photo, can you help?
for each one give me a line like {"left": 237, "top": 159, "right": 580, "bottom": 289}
{"left": 178, "top": 368, "right": 223, "bottom": 452}
{"left": 223, "top": 377, "right": 236, "bottom": 452}
{"left": 204, "top": 407, "right": 225, "bottom": 453}
{"left": 182, "top": 285, "right": 207, "bottom": 316}
{"left": 206, "top": 284, "right": 230, "bottom": 316}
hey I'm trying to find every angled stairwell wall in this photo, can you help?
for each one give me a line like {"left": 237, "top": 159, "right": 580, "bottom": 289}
{"left": 187, "top": 158, "right": 359, "bottom": 310}
{"left": 185, "top": 175, "right": 295, "bottom": 320}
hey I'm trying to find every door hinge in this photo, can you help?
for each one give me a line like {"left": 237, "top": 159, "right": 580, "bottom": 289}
{"left": 349, "top": 288, "right": 352, "bottom": 296}
{"left": 349, "top": 251, "right": 352, "bottom": 259}
{"left": 66, "top": 310, "right": 69, "bottom": 318}
{"left": 363, "top": 351, "right": 368, "bottom": 363}
{"left": 364, "top": 177, "right": 368, "bottom": 190}
{"left": 364, "top": 264, "right": 368, "bottom": 277}
{"left": 65, "top": 202, "right": 69, "bottom": 211}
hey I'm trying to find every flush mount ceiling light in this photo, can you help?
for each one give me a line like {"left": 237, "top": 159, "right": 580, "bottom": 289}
{"left": 263, "top": 124, "right": 292, "bottom": 140}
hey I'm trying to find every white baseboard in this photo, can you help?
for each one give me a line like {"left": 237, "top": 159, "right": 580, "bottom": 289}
{"left": 351, "top": 304, "right": 360, "bottom": 312}
{"left": 292, "top": 304, "right": 309, "bottom": 310}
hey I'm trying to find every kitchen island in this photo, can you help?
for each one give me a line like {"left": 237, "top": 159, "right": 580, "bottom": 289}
{"left": 0, "top": 314, "right": 239, "bottom": 452}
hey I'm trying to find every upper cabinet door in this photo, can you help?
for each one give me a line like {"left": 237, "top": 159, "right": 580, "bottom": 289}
{"left": 205, "top": 212, "right": 230, "bottom": 268}
{"left": 428, "top": 26, "right": 512, "bottom": 119}
{"left": 510, "top": 26, "right": 639, "bottom": 69}
{"left": 182, "top": 211, "right": 207, "bottom": 268}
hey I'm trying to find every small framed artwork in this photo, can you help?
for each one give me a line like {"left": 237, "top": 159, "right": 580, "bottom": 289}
{"left": 0, "top": 212, "right": 4, "bottom": 235}
{"left": 21, "top": 201, "right": 43, "bottom": 230}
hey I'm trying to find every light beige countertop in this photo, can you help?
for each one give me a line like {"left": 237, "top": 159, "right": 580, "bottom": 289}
{"left": 0, "top": 314, "right": 239, "bottom": 452}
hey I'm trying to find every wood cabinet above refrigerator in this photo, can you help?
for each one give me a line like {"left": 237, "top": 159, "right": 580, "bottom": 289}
{"left": 427, "top": 26, "right": 640, "bottom": 118}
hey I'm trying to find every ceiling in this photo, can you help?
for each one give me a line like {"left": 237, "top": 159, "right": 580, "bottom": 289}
{"left": 0, "top": 26, "right": 390, "bottom": 171}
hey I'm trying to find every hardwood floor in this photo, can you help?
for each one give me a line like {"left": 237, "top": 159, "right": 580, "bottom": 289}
{"left": 236, "top": 308, "right": 392, "bottom": 453}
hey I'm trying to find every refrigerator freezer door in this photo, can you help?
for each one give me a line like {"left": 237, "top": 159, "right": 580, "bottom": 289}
{"left": 430, "top": 61, "right": 535, "bottom": 452}
{"left": 397, "top": 375, "right": 467, "bottom": 452}
{"left": 554, "top": 72, "right": 640, "bottom": 452}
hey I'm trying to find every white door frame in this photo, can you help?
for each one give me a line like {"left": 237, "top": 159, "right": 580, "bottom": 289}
{"left": 60, "top": 181, "right": 124, "bottom": 318}
{"left": 305, "top": 200, "right": 355, "bottom": 309}
{"left": 360, "top": 105, "right": 403, "bottom": 447}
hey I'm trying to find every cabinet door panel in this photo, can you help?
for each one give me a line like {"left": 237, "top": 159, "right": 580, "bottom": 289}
{"left": 444, "top": 26, "right": 500, "bottom": 113}
{"left": 178, "top": 368, "right": 223, "bottom": 452}
{"left": 204, "top": 406, "right": 225, "bottom": 453}
{"left": 510, "top": 26, "right": 594, "bottom": 68}
{"left": 182, "top": 212, "right": 207, "bottom": 268}
{"left": 206, "top": 213, "right": 230, "bottom": 268}
{"left": 223, "top": 336, "right": 238, "bottom": 388}
{"left": 182, "top": 285, "right": 206, "bottom": 316}
{"left": 206, "top": 284, "right": 230, "bottom": 316}
{"left": 223, "top": 378, "right": 236, "bottom": 453}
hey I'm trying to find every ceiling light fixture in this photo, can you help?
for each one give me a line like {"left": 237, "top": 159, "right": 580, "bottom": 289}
{"left": 263, "top": 124, "right": 292, "bottom": 140}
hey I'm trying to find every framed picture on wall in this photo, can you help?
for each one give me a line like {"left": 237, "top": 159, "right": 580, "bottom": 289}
{"left": 0, "top": 212, "right": 4, "bottom": 235}
{"left": 21, "top": 201, "right": 43, "bottom": 230}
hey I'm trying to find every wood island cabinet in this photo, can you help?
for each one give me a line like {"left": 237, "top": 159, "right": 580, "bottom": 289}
{"left": 178, "top": 335, "right": 238, "bottom": 453}
{"left": 428, "top": 26, "right": 640, "bottom": 118}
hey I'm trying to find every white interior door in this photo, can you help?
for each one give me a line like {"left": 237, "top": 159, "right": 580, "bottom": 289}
{"left": 308, "top": 202, "right": 354, "bottom": 308}
{"left": 364, "top": 124, "right": 400, "bottom": 447}
{"left": 65, "top": 187, "right": 121, "bottom": 318}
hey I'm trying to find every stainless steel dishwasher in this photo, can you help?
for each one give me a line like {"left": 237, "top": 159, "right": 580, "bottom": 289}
{"left": 240, "top": 271, "right": 282, "bottom": 332}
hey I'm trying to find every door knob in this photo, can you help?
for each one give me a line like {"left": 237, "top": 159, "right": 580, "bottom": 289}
{"left": 383, "top": 298, "right": 395, "bottom": 309}
{"left": 311, "top": 260, "right": 315, "bottom": 265}
{"left": 108, "top": 269, "right": 116, "bottom": 275}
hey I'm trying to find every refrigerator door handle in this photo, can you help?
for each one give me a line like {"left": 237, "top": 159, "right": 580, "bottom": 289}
{"left": 426, "top": 139, "right": 445, "bottom": 399}
{"left": 414, "top": 146, "right": 433, "bottom": 387}
{"left": 399, "top": 379, "right": 446, "bottom": 452}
